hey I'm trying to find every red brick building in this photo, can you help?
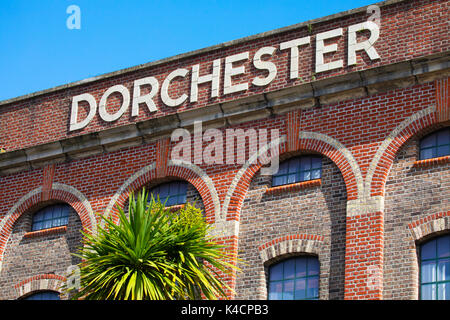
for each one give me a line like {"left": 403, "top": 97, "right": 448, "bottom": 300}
{"left": 0, "top": 0, "right": 448, "bottom": 300}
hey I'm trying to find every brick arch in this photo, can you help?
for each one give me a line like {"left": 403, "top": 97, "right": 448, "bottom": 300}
{"left": 255, "top": 234, "right": 324, "bottom": 300}
{"left": 408, "top": 210, "right": 450, "bottom": 242}
{"left": 223, "top": 131, "right": 362, "bottom": 221}
{"left": 14, "top": 274, "right": 66, "bottom": 300}
{"left": 366, "top": 105, "right": 437, "bottom": 198}
{"left": 0, "top": 183, "right": 95, "bottom": 273}
{"left": 103, "top": 160, "right": 220, "bottom": 227}
{"left": 258, "top": 234, "right": 325, "bottom": 264}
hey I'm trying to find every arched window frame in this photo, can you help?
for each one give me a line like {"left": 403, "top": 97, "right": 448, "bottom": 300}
{"left": 419, "top": 127, "right": 450, "bottom": 160}
{"left": 419, "top": 234, "right": 450, "bottom": 300}
{"left": 267, "top": 255, "right": 320, "bottom": 300}
{"left": 272, "top": 156, "right": 322, "bottom": 187}
{"left": 22, "top": 290, "right": 61, "bottom": 300}
{"left": 149, "top": 180, "right": 188, "bottom": 207}
{"left": 31, "top": 204, "right": 71, "bottom": 232}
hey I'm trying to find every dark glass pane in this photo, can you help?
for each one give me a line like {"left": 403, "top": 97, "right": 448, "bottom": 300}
{"left": 33, "top": 211, "right": 44, "bottom": 222}
{"left": 287, "top": 173, "right": 297, "bottom": 184}
{"left": 421, "top": 134, "right": 436, "bottom": 149}
{"left": 438, "top": 283, "right": 450, "bottom": 300}
{"left": 311, "top": 169, "right": 321, "bottom": 180}
{"left": 169, "top": 181, "right": 180, "bottom": 194}
{"left": 24, "top": 291, "right": 60, "bottom": 300}
{"left": 294, "top": 278, "right": 306, "bottom": 299}
{"left": 287, "top": 158, "right": 298, "bottom": 173}
{"left": 422, "top": 240, "right": 436, "bottom": 260}
{"left": 283, "top": 280, "right": 294, "bottom": 300}
{"left": 43, "top": 209, "right": 53, "bottom": 220}
{"left": 437, "top": 129, "right": 450, "bottom": 145}
{"left": 179, "top": 182, "right": 188, "bottom": 194}
{"left": 270, "top": 263, "right": 283, "bottom": 281}
{"left": 277, "top": 162, "right": 288, "bottom": 175}
{"left": 53, "top": 207, "right": 62, "bottom": 218}
{"left": 308, "top": 257, "right": 320, "bottom": 276}
{"left": 421, "top": 261, "right": 436, "bottom": 283}
{"left": 284, "top": 259, "right": 295, "bottom": 279}
{"left": 311, "top": 157, "right": 322, "bottom": 169}
{"left": 420, "top": 148, "right": 435, "bottom": 160}
{"left": 301, "top": 171, "right": 311, "bottom": 181}
{"left": 268, "top": 282, "right": 283, "bottom": 300}
{"left": 437, "top": 145, "right": 450, "bottom": 157}
{"left": 273, "top": 175, "right": 286, "bottom": 187}
{"left": 437, "top": 258, "right": 450, "bottom": 282}
{"left": 437, "top": 235, "right": 450, "bottom": 258}
{"left": 32, "top": 222, "right": 42, "bottom": 231}
{"left": 307, "top": 276, "right": 319, "bottom": 299}
{"left": 300, "top": 157, "right": 311, "bottom": 171}
{"left": 421, "top": 284, "right": 436, "bottom": 300}
{"left": 295, "top": 258, "right": 307, "bottom": 278}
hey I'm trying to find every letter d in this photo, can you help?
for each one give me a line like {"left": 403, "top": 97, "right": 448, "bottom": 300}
{"left": 70, "top": 93, "right": 97, "bottom": 131}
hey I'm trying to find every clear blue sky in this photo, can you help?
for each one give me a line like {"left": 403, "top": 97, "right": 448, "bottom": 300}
{"left": 0, "top": 0, "right": 375, "bottom": 101}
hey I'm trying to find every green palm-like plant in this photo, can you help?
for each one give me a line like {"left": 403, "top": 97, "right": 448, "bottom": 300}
{"left": 66, "top": 189, "right": 238, "bottom": 300}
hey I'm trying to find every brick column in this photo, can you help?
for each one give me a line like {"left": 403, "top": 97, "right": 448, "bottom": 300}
{"left": 344, "top": 211, "right": 384, "bottom": 299}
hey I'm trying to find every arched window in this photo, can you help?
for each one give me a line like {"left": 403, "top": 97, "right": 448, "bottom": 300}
{"left": 31, "top": 204, "right": 71, "bottom": 231}
{"left": 268, "top": 256, "right": 320, "bottom": 300}
{"left": 23, "top": 290, "right": 60, "bottom": 300}
{"left": 420, "top": 234, "right": 450, "bottom": 300}
{"left": 419, "top": 128, "right": 450, "bottom": 160}
{"left": 272, "top": 156, "right": 322, "bottom": 187}
{"left": 149, "top": 181, "right": 188, "bottom": 207}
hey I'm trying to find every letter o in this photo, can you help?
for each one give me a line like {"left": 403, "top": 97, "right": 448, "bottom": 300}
{"left": 99, "top": 85, "right": 130, "bottom": 122}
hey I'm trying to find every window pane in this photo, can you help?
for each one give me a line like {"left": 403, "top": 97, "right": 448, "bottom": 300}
{"left": 421, "top": 261, "right": 436, "bottom": 283}
{"left": 437, "top": 145, "right": 450, "bottom": 157}
{"left": 307, "top": 277, "right": 319, "bottom": 299}
{"left": 311, "top": 157, "right": 322, "bottom": 169}
{"left": 284, "top": 259, "right": 295, "bottom": 279}
{"left": 422, "top": 240, "right": 436, "bottom": 260}
{"left": 437, "top": 235, "right": 450, "bottom": 258}
{"left": 301, "top": 171, "right": 311, "bottom": 181}
{"left": 421, "top": 284, "right": 436, "bottom": 300}
{"left": 308, "top": 257, "right": 320, "bottom": 276}
{"left": 53, "top": 207, "right": 62, "bottom": 218}
{"left": 268, "top": 282, "right": 283, "bottom": 300}
{"left": 277, "top": 162, "right": 288, "bottom": 175}
{"left": 287, "top": 174, "right": 297, "bottom": 184}
{"left": 32, "top": 222, "right": 42, "bottom": 231}
{"left": 43, "top": 209, "right": 53, "bottom": 220}
{"left": 300, "top": 157, "right": 311, "bottom": 171}
{"left": 437, "top": 258, "right": 450, "bottom": 282}
{"left": 43, "top": 220, "right": 52, "bottom": 229}
{"left": 437, "top": 129, "right": 450, "bottom": 145}
{"left": 270, "top": 263, "right": 283, "bottom": 281}
{"left": 438, "top": 283, "right": 450, "bottom": 300}
{"left": 420, "top": 148, "right": 435, "bottom": 160}
{"left": 288, "top": 158, "right": 300, "bottom": 173}
{"left": 421, "top": 134, "right": 436, "bottom": 149}
{"left": 311, "top": 169, "right": 321, "bottom": 180}
{"left": 295, "top": 258, "right": 307, "bottom": 278}
{"left": 273, "top": 175, "right": 286, "bottom": 187}
{"left": 283, "top": 280, "right": 294, "bottom": 300}
{"left": 294, "top": 278, "right": 306, "bottom": 300}
{"left": 33, "top": 212, "right": 44, "bottom": 222}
